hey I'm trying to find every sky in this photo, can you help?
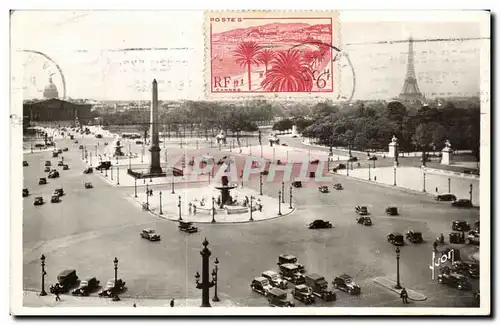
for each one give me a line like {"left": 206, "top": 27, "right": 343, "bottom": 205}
{"left": 11, "top": 10, "right": 489, "bottom": 101}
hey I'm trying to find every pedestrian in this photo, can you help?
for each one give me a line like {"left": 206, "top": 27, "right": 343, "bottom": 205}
{"left": 433, "top": 240, "right": 438, "bottom": 252}
{"left": 193, "top": 205, "right": 197, "bottom": 215}
{"left": 374, "top": 176, "right": 377, "bottom": 181}
{"left": 188, "top": 203, "right": 192, "bottom": 214}
{"left": 258, "top": 204, "right": 263, "bottom": 212}
{"left": 435, "top": 187, "right": 438, "bottom": 193}
{"left": 440, "top": 233, "right": 445, "bottom": 244}
{"left": 170, "top": 298, "right": 175, "bottom": 307}
{"left": 461, "top": 231, "right": 465, "bottom": 241}
{"left": 55, "top": 290, "right": 61, "bottom": 302}
{"left": 133, "top": 303, "right": 137, "bottom": 307}
{"left": 400, "top": 288, "right": 409, "bottom": 304}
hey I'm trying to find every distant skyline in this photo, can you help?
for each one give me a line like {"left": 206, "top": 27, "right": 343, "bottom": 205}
{"left": 11, "top": 11, "right": 489, "bottom": 101}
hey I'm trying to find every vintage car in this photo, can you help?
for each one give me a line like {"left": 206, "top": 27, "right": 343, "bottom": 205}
{"left": 135, "top": 140, "right": 143, "bottom": 145}
{"left": 22, "top": 188, "right": 29, "bottom": 197}
{"left": 334, "top": 164, "right": 346, "bottom": 170}
{"left": 356, "top": 216, "right": 372, "bottom": 226}
{"left": 98, "top": 279, "right": 126, "bottom": 297}
{"left": 368, "top": 156, "right": 378, "bottom": 161}
{"left": 308, "top": 219, "right": 333, "bottom": 229}
{"left": 333, "top": 274, "right": 361, "bottom": 295}
{"left": 405, "top": 230, "right": 423, "bottom": 243}
{"left": 466, "top": 230, "right": 480, "bottom": 245}
{"left": 437, "top": 271, "right": 471, "bottom": 290}
{"left": 387, "top": 232, "right": 405, "bottom": 246}
{"left": 62, "top": 147, "right": 69, "bottom": 152}
{"left": 83, "top": 167, "right": 93, "bottom": 174}
{"left": 279, "top": 264, "right": 306, "bottom": 284}
{"left": 452, "top": 261, "right": 479, "bottom": 278}
{"left": 318, "top": 185, "right": 329, "bottom": 193}
{"left": 292, "top": 284, "right": 315, "bottom": 305}
{"left": 71, "top": 277, "right": 100, "bottom": 296}
{"left": 386, "top": 206, "right": 399, "bottom": 215}
{"left": 452, "top": 199, "right": 473, "bottom": 208}
{"left": 54, "top": 188, "right": 64, "bottom": 196}
{"left": 23, "top": 160, "right": 29, "bottom": 167}
{"left": 48, "top": 170, "right": 60, "bottom": 178}
{"left": 95, "top": 134, "right": 103, "bottom": 138}
{"left": 39, "top": 177, "right": 47, "bottom": 185}
{"left": 74, "top": 139, "right": 78, "bottom": 143}
{"left": 45, "top": 160, "right": 52, "bottom": 167}
{"left": 310, "top": 159, "right": 320, "bottom": 164}
{"left": 452, "top": 220, "right": 471, "bottom": 232}
{"left": 348, "top": 156, "right": 358, "bottom": 162}
{"left": 140, "top": 228, "right": 161, "bottom": 241}
{"left": 52, "top": 151, "right": 59, "bottom": 158}
{"left": 250, "top": 277, "right": 273, "bottom": 296}
{"left": 355, "top": 206, "right": 368, "bottom": 215}
{"left": 305, "top": 273, "right": 336, "bottom": 301}
{"left": 44, "top": 166, "right": 51, "bottom": 172}
{"left": 261, "top": 270, "right": 288, "bottom": 289}
{"left": 84, "top": 181, "right": 93, "bottom": 189}
{"left": 178, "top": 221, "right": 198, "bottom": 233}
{"left": 78, "top": 145, "right": 84, "bottom": 149}
{"left": 449, "top": 231, "right": 466, "bottom": 244}
{"left": 50, "top": 269, "right": 79, "bottom": 294}
{"left": 96, "top": 161, "right": 112, "bottom": 171}
{"left": 33, "top": 196, "right": 44, "bottom": 206}
{"left": 267, "top": 287, "right": 295, "bottom": 307}
{"left": 260, "top": 170, "right": 269, "bottom": 175}
{"left": 333, "top": 183, "right": 343, "bottom": 190}
{"left": 277, "top": 254, "right": 305, "bottom": 273}
{"left": 104, "top": 142, "right": 109, "bottom": 145}
{"left": 57, "top": 149, "right": 63, "bottom": 154}
{"left": 435, "top": 193, "right": 457, "bottom": 202}
{"left": 292, "top": 181, "right": 302, "bottom": 188}
{"left": 50, "top": 195, "right": 61, "bottom": 203}
{"left": 58, "top": 160, "right": 64, "bottom": 166}
{"left": 63, "top": 164, "right": 70, "bottom": 170}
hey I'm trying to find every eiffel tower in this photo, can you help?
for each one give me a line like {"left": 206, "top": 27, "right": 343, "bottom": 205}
{"left": 399, "top": 36, "right": 424, "bottom": 102}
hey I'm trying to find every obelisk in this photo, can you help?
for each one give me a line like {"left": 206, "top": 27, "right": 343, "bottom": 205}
{"left": 149, "top": 79, "right": 162, "bottom": 174}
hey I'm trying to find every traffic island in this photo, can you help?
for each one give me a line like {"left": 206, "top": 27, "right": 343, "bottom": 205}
{"left": 372, "top": 277, "right": 427, "bottom": 301}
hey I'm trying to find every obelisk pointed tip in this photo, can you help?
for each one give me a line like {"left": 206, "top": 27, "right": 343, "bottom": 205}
{"left": 153, "top": 79, "right": 157, "bottom": 84}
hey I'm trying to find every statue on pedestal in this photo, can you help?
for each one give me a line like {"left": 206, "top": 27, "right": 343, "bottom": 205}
{"left": 269, "top": 132, "right": 280, "bottom": 147}
{"left": 216, "top": 130, "right": 226, "bottom": 145}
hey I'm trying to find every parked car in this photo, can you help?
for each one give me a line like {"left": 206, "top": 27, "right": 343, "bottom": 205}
{"left": 356, "top": 216, "right": 372, "bottom": 226}
{"left": 333, "top": 183, "right": 343, "bottom": 190}
{"left": 83, "top": 167, "right": 93, "bottom": 174}
{"left": 23, "top": 161, "right": 29, "bottom": 167}
{"left": 79, "top": 145, "right": 84, "bottom": 149}
{"left": 54, "top": 188, "right": 64, "bottom": 196}
{"left": 308, "top": 219, "right": 333, "bottom": 229}
{"left": 292, "top": 181, "right": 302, "bottom": 188}
{"left": 451, "top": 261, "right": 479, "bottom": 278}
{"left": 281, "top": 143, "right": 288, "bottom": 146}
{"left": 435, "top": 194, "right": 457, "bottom": 201}
{"left": 98, "top": 279, "right": 126, "bottom": 297}
{"left": 277, "top": 254, "right": 305, "bottom": 273}
{"left": 261, "top": 270, "right": 288, "bottom": 289}
{"left": 334, "top": 164, "right": 346, "bottom": 170}
{"left": 33, "top": 196, "right": 44, "bottom": 206}
{"left": 48, "top": 170, "right": 60, "bottom": 178}
{"left": 438, "top": 271, "right": 471, "bottom": 290}
{"left": 178, "top": 221, "right": 198, "bottom": 233}
{"left": 39, "top": 177, "right": 47, "bottom": 185}
{"left": 267, "top": 287, "right": 295, "bottom": 307}
{"left": 50, "top": 269, "right": 79, "bottom": 294}
{"left": 355, "top": 206, "right": 368, "bottom": 215}
{"left": 63, "top": 147, "right": 69, "bottom": 152}
{"left": 386, "top": 206, "right": 399, "bottom": 215}
{"left": 452, "top": 199, "right": 473, "bottom": 208}
{"left": 260, "top": 170, "right": 269, "bottom": 175}
{"left": 50, "top": 195, "right": 61, "bottom": 203}
{"left": 250, "top": 277, "right": 273, "bottom": 296}
{"left": 44, "top": 167, "right": 51, "bottom": 172}
{"left": 452, "top": 220, "right": 471, "bottom": 232}
{"left": 63, "top": 164, "right": 70, "bottom": 170}
{"left": 57, "top": 149, "right": 63, "bottom": 154}
{"left": 368, "top": 156, "right": 378, "bottom": 161}
{"left": 449, "top": 231, "right": 466, "bottom": 244}
{"left": 387, "top": 232, "right": 405, "bottom": 246}
{"left": 305, "top": 273, "right": 336, "bottom": 301}
{"left": 140, "top": 228, "right": 161, "bottom": 241}
{"left": 96, "top": 161, "right": 112, "bottom": 171}
{"left": 279, "top": 264, "right": 306, "bottom": 284}
{"left": 22, "top": 188, "right": 29, "bottom": 197}
{"left": 57, "top": 160, "right": 64, "bottom": 166}
{"left": 52, "top": 152, "right": 59, "bottom": 158}
{"left": 45, "top": 161, "right": 52, "bottom": 167}
{"left": 318, "top": 185, "right": 329, "bottom": 193}
{"left": 310, "top": 159, "right": 320, "bottom": 164}
{"left": 292, "top": 284, "right": 315, "bottom": 304}
{"left": 104, "top": 142, "right": 108, "bottom": 145}
{"left": 466, "top": 230, "right": 479, "bottom": 245}
{"left": 95, "top": 134, "right": 103, "bottom": 138}
{"left": 332, "top": 274, "right": 361, "bottom": 295}
{"left": 84, "top": 182, "right": 93, "bottom": 189}
{"left": 74, "top": 140, "right": 78, "bottom": 143}
{"left": 135, "top": 140, "right": 143, "bottom": 145}
{"left": 72, "top": 277, "right": 100, "bottom": 296}
{"left": 348, "top": 156, "right": 358, "bottom": 162}
{"left": 405, "top": 230, "right": 423, "bottom": 243}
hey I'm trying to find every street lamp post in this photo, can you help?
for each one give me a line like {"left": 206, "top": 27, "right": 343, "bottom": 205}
{"left": 289, "top": 186, "right": 293, "bottom": 209}
{"left": 113, "top": 257, "right": 120, "bottom": 301}
{"left": 212, "top": 258, "right": 220, "bottom": 302}
{"left": 278, "top": 190, "right": 282, "bottom": 216}
{"left": 146, "top": 183, "right": 149, "bottom": 209}
{"left": 141, "top": 146, "right": 144, "bottom": 163}
{"left": 249, "top": 196, "right": 254, "bottom": 221}
{"left": 159, "top": 191, "right": 163, "bottom": 215}
{"left": 281, "top": 182, "right": 285, "bottom": 203}
{"left": 448, "top": 177, "right": 451, "bottom": 193}
{"left": 395, "top": 247, "right": 402, "bottom": 289}
{"left": 134, "top": 178, "right": 138, "bottom": 197}
{"left": 105, "top": 168, "right": 108, "bottom": 178}
{"left": 259, "top": 173, "right": 263, "bottom": 195}
{"left": 95, "top": 144, "right": 98, "bottom": 156}
{"left": 178, "top": 195, "right": 182, "bottom": 221}
{"left": 368, "top": 165, "right": 371, "bottom": 181}
{"left": 423, "top": 171, "right": 426, "bottom": 192}
{"left": 90, "top": 152, "right": 93, "bottom": 166}
{"left": 393, "top": 165, "right": 397, "bottom": 186}
{"left": 194, "top": 239, "right": 216, "bottom": 307}
{"left": 171, "top": 175, "right": 175, "bottom": 194}
{"left": 469, "top": 184, "right": 473, "bottom": 202}
{"left": 117, "top": 166, "right": 120, "bottom": 185}
{"left": 40, "top": 254, "right": 47, "bottom": 296}
{"left": 211, "top": 197, "right": 216, "bottom": 223}
{"left": 111, "top": 166, "right": 113, "bottom": 180}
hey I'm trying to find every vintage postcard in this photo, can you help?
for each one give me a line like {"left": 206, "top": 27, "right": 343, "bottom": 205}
{"left": 10, "top": 10, "right": 490, "bottom": 316}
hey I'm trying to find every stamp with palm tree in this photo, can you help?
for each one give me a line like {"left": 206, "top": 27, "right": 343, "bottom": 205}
{"left": 205, "top": 11, "right": 340, "bottom": 98}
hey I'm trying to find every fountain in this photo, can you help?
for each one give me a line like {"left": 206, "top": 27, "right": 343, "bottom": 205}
{"left": 112, "top": 139, "right": 126, "bottom": 157}
{"left": 214, "top": 176, "right": 238, "bottom": 209}
{"left": 216, "top": 130, "right": 227, "bottom": 145}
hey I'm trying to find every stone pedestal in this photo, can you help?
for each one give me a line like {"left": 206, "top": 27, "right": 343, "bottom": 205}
{"left": 291, "top": 125, "right": 297, "bottom": 136}
{"left": 388, "top": 136, "right": 399, "bottom": 161}
{"left": 441, "top": 141, "right": 453, "bottom": 165}
{"left": 149, "top": 79, "right": 162, "bottom": 174}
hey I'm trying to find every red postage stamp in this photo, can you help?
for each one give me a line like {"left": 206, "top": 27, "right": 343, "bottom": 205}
{"left": 205, "top": 11, "right": 339, "bottom": 97}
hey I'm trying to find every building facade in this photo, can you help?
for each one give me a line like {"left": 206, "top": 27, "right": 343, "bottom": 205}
{"left": 23, "top": 98, "right": 93, "bottom": 127}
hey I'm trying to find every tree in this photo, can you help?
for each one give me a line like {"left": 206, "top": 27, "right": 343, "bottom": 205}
{"left": 272, "top": 118, "right": 294, "bottom": 132}
{"left": 256, "top": 49, "right": 276, "bottom": 75}
{"left": 261, "top": 50, "right": 314, "bottom": 92}
{"left": 234, "top": 41, "right": 262, "bottom": 91}
{"left": 386, "top": 101, "right": 407, "bottom": 122}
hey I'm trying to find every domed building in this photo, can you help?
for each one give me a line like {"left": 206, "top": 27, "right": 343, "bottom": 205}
{"left": 43, "top": 77, "right": 59, "bottom": 99}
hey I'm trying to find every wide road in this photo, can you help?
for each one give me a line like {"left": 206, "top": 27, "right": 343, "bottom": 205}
{"left": 22, "top": 134, "right": 480, "bottom": 308}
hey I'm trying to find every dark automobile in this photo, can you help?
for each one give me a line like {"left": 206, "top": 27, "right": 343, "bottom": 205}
{"left": 44, "top": 166, "right": 51, "bottom": 172}
{"left": 58, "top": 160, "right": 64, "bottom": 166}
{"left": 63, "top": 164, "right": 70, "bottom": 170}
{"left": 452, "top": 199, "right": 473, "bottom": 208}
{"left": 74, "top": 140, "right": 78, "bottom": 143}
{"left": 39, "top": 177, "right": 47, "bottom": 185}
{"left": 57, "top": 149, "right": 63, "bottom": 154}
{"left": 438, "top": 271, "right": 471, "bottom": 290}
{"left": 62, "top": 147, "right": 69, "bottom": 152}
{"left": 52, "top": 151, "right": 59, "bottom": 158}
{"left": 405, "top": 230, "right": 423, "bottom": 243}
{"left": 50, "top": 269, "right": 79, "bottom": 294}
{"left": 452, "top": 220, "right": 471, "bottom": 232}
{"left": 335, "top": 164, "right": 346, "bottom": 170}
{"left": 23, "top": 161, "right": 29, "bottom": 167}
{"left": 83, "top": 167, "right": 93, "bottom": 174}
{"left": 277, "top": 254, "right": 305, "bottom": 273}
{"left": 96, "top": 161, "right": 112, "bottom": 170}
{"left": 386, "top": 206, "right": 399, "bottom": 215}
{"left": 104, "top": 142, "right": 108, "bottom": 145}
{"left": 387, "top": 232, "right": 405, "bottom": 246}
{"left": 178, "top": 221, "right": 198, "bottom": 233}
{"left": 260, "top": 170, "right": 269, "bottom": 175}
{"left": 250, "top": 277, "right": 273, "bottom": 296}
{"left": 140, "top": 228, "right": 161, "bottom": 241}
{"left": 95, "top": 134, "right": 103, "bottom": 138}
{"left": 435, "top": 194, "right": 457, "bottom": 202}
{"left": 267, "top": 287, "right": 295, "bottom": 307}
{"left": 292, "top": 181, "right": 302, "bottom": 188}
{"left": 50, "top": 195, "right": 60, "bottom": 203}
{"left": 310, "top": 159, "right": 320, "bottom": 164}
{"left": 368, "top": 156, "right": 378, "bottom": 161}
{"left": 449, "top": 231, "right": 466, "bottom": 244}
{"left": 452, "top": 261, "right": 479, "bottom": 278}
{"left": 333, "top": 274, "right": 361, "bottom": 295}
{"left": 308, "top": 219, "right": 333, "bottom": 229}
{"left": 72, "top": 277, "right": 100, "bottom": 296}
{"left": 292, "top": 284, "right": 315, "bottom": 304}
{"left": 279, "top": 264, "right": 306, "bottom": 284}
{"left": 48, "top": 170, "right": 60, "bottom": 179}
{"left": 54, "top": 188, "right": 64, "bottom": 196}
{"left": 333, "top": 183, "right": 343, "bottom": 190}
{"left": 355, "top": 206, "right": 368, "bottom": 215}
{"left": 45, "top": 160, "right": 52, "bottom": 167}
{"left": 305, "top": 273, "right": 336, "bottom": 301}
{"left": 98, "top": 279, "right": 126, "bottom": 297}
{"left": 84, "top": 181, "right": 93, "bottom": 189}
{"left": 356, "top": 216, "right": 372, "bottom": 226}
{"left": 466, "top": 230, "right": 479, "bottom": 245}
{"left": 318, "top": 185, "right": 329, "bottom": 193}
{"left": 33, "top": 196, "right": 44, "bottom": 206}
{"left": 22, "top": 188, "right": 29, "bottom": 197}
{"left": 281, "top": 143, "right": 288, "bottom": 146}
{"left": 79, "top": 145, "right": 84, "bottom": 149}
{"left": 262, "top": 270, "right": 288, "bottom": 289}
{"left": 135, "top": 140, "right": 143, "bottom": 145}
{"left": 348, "top": 156, "right": 358, "bottom": 162}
